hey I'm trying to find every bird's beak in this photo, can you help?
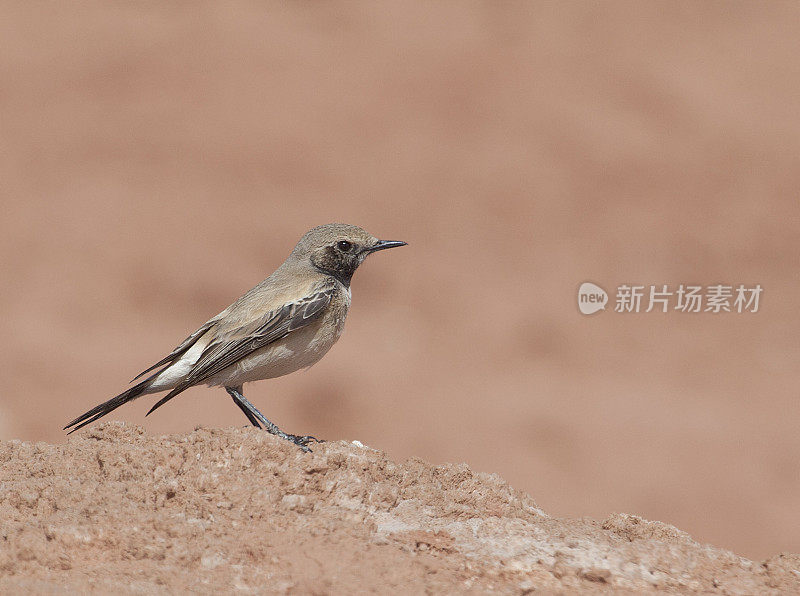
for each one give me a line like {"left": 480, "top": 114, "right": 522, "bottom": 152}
{"left": 368, "top": 240, "right": 408, "bottom": 253}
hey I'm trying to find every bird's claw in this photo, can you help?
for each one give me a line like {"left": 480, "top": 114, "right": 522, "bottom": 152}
{"left": 287, "top": 434, "right": 324, "bottom": 452}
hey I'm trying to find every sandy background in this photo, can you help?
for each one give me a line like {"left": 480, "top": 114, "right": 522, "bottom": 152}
{"left": 1, "top": 1, "right": 798, "bottom": 561}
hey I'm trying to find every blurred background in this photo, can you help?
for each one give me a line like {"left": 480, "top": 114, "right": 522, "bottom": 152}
{"left": 1, "top": 2, "right": 798, "bottom": 560}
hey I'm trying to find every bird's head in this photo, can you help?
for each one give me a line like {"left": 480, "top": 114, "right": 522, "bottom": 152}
{"left": 292, "top": 223, "right": 407, "bottom": 286}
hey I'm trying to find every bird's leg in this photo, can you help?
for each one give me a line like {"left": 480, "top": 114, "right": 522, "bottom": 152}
{"left": 227, "top": 385, "right": 261, "bottom": 428}
{"left": 224, "top": 386, "right": 322, "bottom": 452}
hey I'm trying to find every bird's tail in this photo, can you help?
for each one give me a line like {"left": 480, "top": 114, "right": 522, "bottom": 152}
{"left": 64, "top": 378, "right": 153, "bottom": 435}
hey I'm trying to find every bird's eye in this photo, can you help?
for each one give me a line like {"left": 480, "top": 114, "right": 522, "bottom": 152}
{"left": 336, "top": 240, "right": 353, "bottom": 252}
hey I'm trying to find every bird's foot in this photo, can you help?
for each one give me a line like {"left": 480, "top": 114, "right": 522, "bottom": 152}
{"left": 286, "top": 434, "right": 324, "bottom": 452}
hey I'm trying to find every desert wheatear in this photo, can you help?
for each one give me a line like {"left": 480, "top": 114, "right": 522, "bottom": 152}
{"left": 64, "top": 223, "right": 406, "bottom": 451}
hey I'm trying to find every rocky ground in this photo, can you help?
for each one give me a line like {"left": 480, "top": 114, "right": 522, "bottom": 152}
{"left": 0, "top": 423, "right": 797, "bottom": 594}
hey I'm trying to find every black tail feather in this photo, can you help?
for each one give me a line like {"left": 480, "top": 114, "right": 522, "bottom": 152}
{"left": 144, "top": 384, "right": 189, "bottom": 417}
{"left": 64, "top": 378, "right": 151, "bottom": 434}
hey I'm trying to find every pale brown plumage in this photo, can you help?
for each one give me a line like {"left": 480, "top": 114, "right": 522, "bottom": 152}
{"left": 64, "top": 223, "right": 406, "bottom": 450}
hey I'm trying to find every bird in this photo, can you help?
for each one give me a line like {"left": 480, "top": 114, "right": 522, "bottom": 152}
{"left": 64, "top": 223, "right": 407, "bottom": 451}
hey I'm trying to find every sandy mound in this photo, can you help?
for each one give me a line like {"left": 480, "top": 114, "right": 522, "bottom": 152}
{"left": 0, "top": 423, "right": 797, "bottom": 594}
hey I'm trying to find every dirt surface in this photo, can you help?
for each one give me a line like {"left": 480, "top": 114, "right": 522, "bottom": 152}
{"left": 1, "top": 423, "right": 797, "bottom": 594}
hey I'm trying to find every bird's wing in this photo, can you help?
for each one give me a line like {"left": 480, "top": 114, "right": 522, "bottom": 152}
{"left": 130, "top": 320, "right": 217, "bottom": 382}
{"left": 145, "top": 279, "right": 337, "bottom": 415}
